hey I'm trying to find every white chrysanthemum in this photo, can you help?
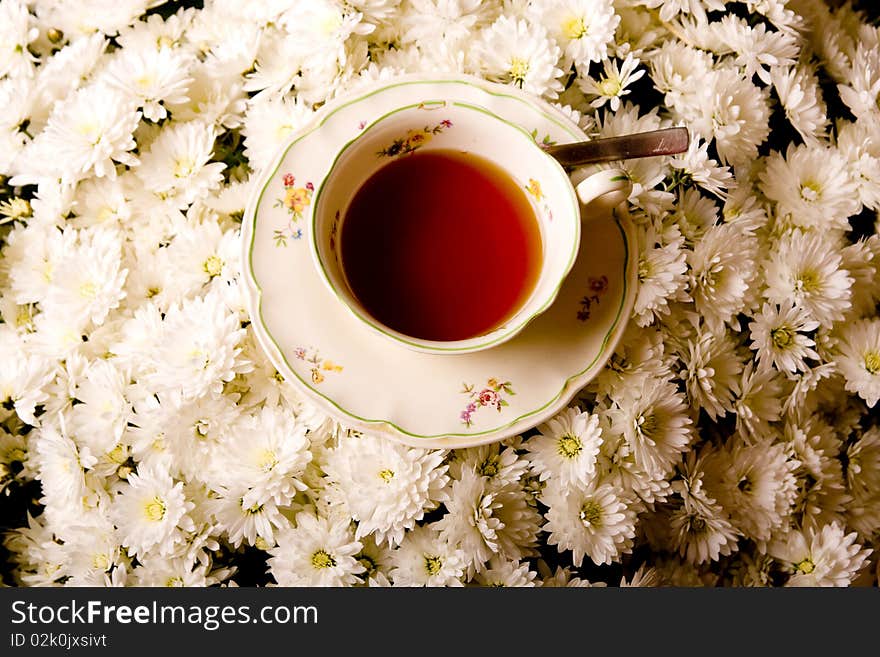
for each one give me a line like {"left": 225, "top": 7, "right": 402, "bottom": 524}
{"left": 30, "top": 33, "right": 108, "bottom": 128}
{"left": 388, "top": 525, "right": 465, "bottom": 587}
{"left": 132, "top": 555, "right": 221, "bottom": 588}
{"left": 580, "top": 53, "right": 645, "bottom": 111}
{"left": 279, "top": 0, "right": 374, "bottom": 63}
{"left": 524, "top": 406, "right": 602, "bottom": 488}
{"left": 712, "top": 15, "right": 799, "bottom": 84}
{"left": 641, "top": 0, "right": 725, "bottom": 22}
{"left": 606, "top": 378, "right": 693, "bottom": 479}
{"left": 836, "top": 120, "right": 880, "bottom": 213}
{"left": 105, "top": 46, "right": 194, "bottom": 122}
{"left": 0, "top": 0, "right": 38, "bottom": 79}
{"left": 0, "top": 330, "right": 54, "bottom": 426}
{"left": 447, "top": 443, "right": 529, "bottom": 490}
{"left": 142, "top": 289, "right": 248, "bottom": 401}
{"left": 110, "top": 463, "right": 195, "bottom": 560}
{"left": 474, "top": 16, "right": 564, "bottom": 99}
{"left": 667, "top": 136, "right": 734, "bottom": 199}
{"left": 667, "top": 492, "right": 739, "bottom": 565}
{"left": 433, "top": 468, "right": 540, "bottom": 576}
{"left": 34, "top": 0, "right": 154, "bottom": 40}
{"left": 837, "top": 41, "right": 880, "bottom": 125}
{"left": 748, "top": 301, "right": 820, "bottom": 374}
{"left": 536, "top": 0, "right": 619, "bottom": 67}
{"left": 593, "top": 324, "right": 670, "bottom": 400}
{"left": 538, "top": 564, "right": 606, "bottom": 588}
{"left": 835, "top": 319, "right": 880, "bottom": 407}
{"left": 322, "top": 432, "right": 448, "bottom": 547}
{"left": 30, "top": 421, "right": 88, "bottom": 516}
{"left": 770, "top": 65, "right": 828, "bottom": 144}
{"left": 214, "top": 404, "right": 312, "bottom": 506}
{"left": 648, "top": 40, "right": 714, "bottom": 114}
{"left": 701, "top": 439, "right": 797, "bottom": 542}
{"left": 0, "top": 426, "right": 29, "bottom": 493}
{"left": 760, "top": 144, "right": 860, "bottom": 233}
{"left": 12, "top": 84, "right": 141, "bottom": 185}
{"left": 62, "top": 521, "right": 122, "bottom": 584}
{"left": 164, "top": 62, "right": 248, "bottom": 129}
{"left": 680, "top": 329, "right": 743, "bottom": 422}
{"left": 134, "top": 120, "right": 226, "bottom": 209}
{"left": 768, "top": 523, "right": 871, "bottom": 587}
{"left": 673, "top": 187, "right": 719, "bottom": 244}
{"left": 241, "top": 94, "right": 314, "bottom": 172}
{"left": 42, "top": 227, "right": 128, "bottom": 327}
{"left": 208, "top": 486, "right": 287, "bottom": 549}
{"left": 633, "top": 222, "right": 689, "bottom": 327}
{"left": 474, "top": 557, "right": 538, "bottom": 587}
{"left": 68, "top": 358, "right": 130, "bottom": 463}
{"left": 151, "top": 391, "right": 241, "bottom": 483}
{"left": 541, "top": 478, "right": 636, "bottom": 567}
{"left": 732, "top": 362, "right": 783, "bottom": 439}
{"left": 399, "top": 0, "right": 494, "bottom": 52}
{"left": 689, "top": 67, "right": 771, "bottom": 166}
{"left": 785, "top": 419, "right": 850, "bottom": 532}
{"left": 688, "top": 221, "right": 756, "bottom": 333}
{"left": 268, "top": 510, "right": 364, "bottom": 587}
{"left": 71, "top": 176, "right": 132, "bottom": 229}
{"left": 844, "top": 427, "right": 880, "bottom": 538}
{"left": 763, "top": 230, "right": 853, "bottom": 326}
{"left": 164, "top": 218, "right": 239, "bottom": 291}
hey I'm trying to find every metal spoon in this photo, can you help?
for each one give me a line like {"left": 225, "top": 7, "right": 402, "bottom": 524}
{"left": 545, "top": 126, "right": 690, "bottom": 168}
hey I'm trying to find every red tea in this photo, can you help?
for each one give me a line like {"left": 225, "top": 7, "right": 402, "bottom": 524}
{"left": 340, "top": 149, "right": 543, "bottom": 342}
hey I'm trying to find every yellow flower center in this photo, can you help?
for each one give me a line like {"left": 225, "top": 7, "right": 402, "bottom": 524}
{"left": 311, "top": 550, "right": 336, "bottom": 569}
{"left": 557, "top": 433, "right": 583, "bottom": 459}
{"left": 795, "top": 558, "right": 815, "bottom": 574}
{"left": 797, "top": 269, "right": 821, "bottom": 293}
{"left": 598, "top": 77, "right": 622, "bottom": 96}
{"left": 509, "top": 57, "right": 530, "bottom": 85}
{"left": 478, "top": 455, "right": 500, "bottom": 478}
{"left": 562, "top": 15, "right": 589, "bottom": 39}
{"left": 108, "top": 444, "right": 127, "bottom": 464}
{"left": 203, "top": 254, "right": 223, "bottom": 277}
{"left": 166, "top": 576, "right": 184, "bottom": 587}
{"left": 424, "top": 555, "right": 443, "bottom": 576}
{"left": 865, "top": 352, "right": 880, "bottom": 375}
{"left": 799, "top": 181, "right": 820, "bottom": 202}
{"left": 79, "top": 281, "right": 97, "bottom": 299}
{"left": 771, "top": 326, "right": 795, "bottom": 349}
{"left": 257, "top": 449, "right": 279, "bottom": 472}
{"left": 92, "top": 553, "right": 110, "bottom": 570}
{"left": 579, "top": 499, "right": 603, "bottom": 528}
{"left": 173, "top": 157, "right": 196, "bottom": 178}
{"left": 378, "top": 468, "right": 394, "bottom": 483}
{"left": 144, "top": 496, "right": 166, "bottom": 522}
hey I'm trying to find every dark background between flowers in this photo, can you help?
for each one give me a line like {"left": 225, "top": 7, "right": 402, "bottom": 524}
{"left": 1, "top": 0, "right": 879, "bottom": 587}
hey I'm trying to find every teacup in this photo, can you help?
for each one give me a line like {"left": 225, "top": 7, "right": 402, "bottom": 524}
{"left": 308, "top": 100, "right": 630, "bottom": 355}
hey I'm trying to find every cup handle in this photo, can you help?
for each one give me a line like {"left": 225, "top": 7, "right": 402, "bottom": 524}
{"left": 574, "top": 168, "right": 632, "bottom": 216}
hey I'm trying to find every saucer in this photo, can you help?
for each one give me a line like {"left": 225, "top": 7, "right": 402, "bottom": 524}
{"left": 241, "top": 74, "right": 637, "bottom": 449}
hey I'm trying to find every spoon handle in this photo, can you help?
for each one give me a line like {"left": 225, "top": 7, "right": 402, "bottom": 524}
{"left": 545, "top": 127, "right": 690, "bottom": 167}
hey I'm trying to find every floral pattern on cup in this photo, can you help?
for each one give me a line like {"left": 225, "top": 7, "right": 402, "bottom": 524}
{"left": 294, "top": 346, "right": 343, "bottom": 384}
{"left": 529, "top": 128, "right": 556, "bottom": 150}
{"left": 273, "top": 173, "right": 314, "bottom": 246}
{"left": 525, "top": 177, "right": 553, "bottom": 222}
{"left": 577, "top": 275, "right": 609, "bottom": 322}
{"left": 377, "top": 119, "right": 452, "bottom": 158}
{"left": 459, "top": 377, "right": 514, "bottom": 427}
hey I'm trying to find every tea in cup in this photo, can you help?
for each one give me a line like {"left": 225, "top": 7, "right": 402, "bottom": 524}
{"left": 309, "top": 100, "right": 630, "bottom": 354}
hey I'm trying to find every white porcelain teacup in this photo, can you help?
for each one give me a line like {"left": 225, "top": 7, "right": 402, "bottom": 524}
{"left": 308, "top": 100, "right": 631, "bottom": 355}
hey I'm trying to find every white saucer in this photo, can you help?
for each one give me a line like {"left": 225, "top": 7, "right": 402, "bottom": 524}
{"left": 241, "top": 74, "right": 637, "bottom": 449}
